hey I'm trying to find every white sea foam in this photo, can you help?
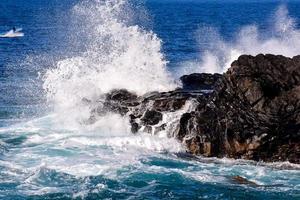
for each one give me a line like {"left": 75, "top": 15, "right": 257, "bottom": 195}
{"left": 0, "top": 113, "right": 299, "bottom": 196}
{"left": 0, "top": 113, "right": 183, "bottom": 179}
{"left": 43, "top": 0, "right": 177, "bottom": 125}
{"left": 34, "top": 1, "right": 183, "bottom": 180}
{"left": 22, "top": 3, "right": 300, "bottom": 184}
{"left": 180, "top": 5, "right": 300, "bottom": 74}
{"left": 1, "top": 2, "right": 299, "bottom": 197}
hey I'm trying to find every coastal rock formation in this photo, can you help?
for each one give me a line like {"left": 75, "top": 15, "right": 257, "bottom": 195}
{"left": 180, "top": 73, "right": 222, "bottom": 90}
{"left": 179, "top": 54, "right": 300, "bottom": 163}
{"left": 92, "top": 54, "right": 300, "bottom": 163}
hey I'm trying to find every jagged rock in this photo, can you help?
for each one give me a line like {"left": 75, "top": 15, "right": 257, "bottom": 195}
{"left": 106, "top": 89, "right": 138, "bottom": 102}
{"left": 141, "top": 90, "right": 204, "bottom": 112}
{"left": 91, "top": 54, "right": 300, "bottom": 163}
{"left": 180, "top": 73, "right": 222, "bottom": 90}
{"left": 177, "top": 54, "right": 300, "bottom": 163}
{"left": 101, "top": 89, "right": 139, "bottom": 115}
{"left": 141, "top": 110, "right": 163, "bottom": 126}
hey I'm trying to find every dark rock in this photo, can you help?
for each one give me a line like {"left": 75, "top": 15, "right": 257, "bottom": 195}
{"left": 90, "top": 54, "right": 300, "bottom": 163}
{"left": 101, "top": 89, "right": 139, "bottom": 115}
{"left": 106, "top": 89, "right": 138, "bottom": 102}
{"left": 141, "top": 110, "right": 163, "bottom": 126}
{"left": 131, "top": 122, "right": 140, "bottom": 134}
{"left": 177, "top": 54, "right": 300, "bottom": 163}
{"left": 180, "top": 73, "right": 222, "bottom": 90}
{"left": 142, "top": 89, "right": 204, "bottom": 112}
{"left": 231, "top": 176, "right": 258, "bottom": 186}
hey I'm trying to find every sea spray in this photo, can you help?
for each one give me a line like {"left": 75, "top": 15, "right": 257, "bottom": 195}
{"left": 36, "top": 0, "right": 185, "bottom": 179}
{"left": 43, "top": 0, "right": 177, "bottom": 126}
{"left": 179, "top": 5, "right": 300, "bottom": 74}
{"left": 0, "top": 1, "right": 300, "bottom": 198}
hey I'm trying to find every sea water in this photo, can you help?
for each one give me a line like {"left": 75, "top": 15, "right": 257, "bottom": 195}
{"left": 0, "top": 0, "right": 299, "bottom": 199}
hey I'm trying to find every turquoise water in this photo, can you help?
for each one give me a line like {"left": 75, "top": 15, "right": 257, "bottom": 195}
{"left": 0, "top": 115, "right": 299, "bottom": 199}
{"left": 0, "top": 0, "right": 299, "bottom": 199}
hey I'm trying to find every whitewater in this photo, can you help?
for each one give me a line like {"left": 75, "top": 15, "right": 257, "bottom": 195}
{"left": 0, "top": 0, "right": 299, "bottom": 199}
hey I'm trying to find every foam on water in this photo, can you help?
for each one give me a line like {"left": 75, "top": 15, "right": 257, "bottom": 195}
{"left": 1, "top": 1, "right": 300, "bottom": 198}
{"left": 0, "top": 115, "right": 299, "bottom": 198}
{"left": 0, "top": 114, "right": 185, "bottom": 196}
{"left": 179, "top": 5, "right": 300, "bottom": 74}
{"left": 0, "top": 1, "right": 184, "bottom": 196}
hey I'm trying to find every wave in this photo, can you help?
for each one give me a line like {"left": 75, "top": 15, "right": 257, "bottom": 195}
{"left": 179, "top": 5, "right": 300, "bottom": 74}
{"left": 0, "top": 1, "right": 299, "bottom": 198}
{"left": 43, "top": 0, "right": 177, "bottom": 125}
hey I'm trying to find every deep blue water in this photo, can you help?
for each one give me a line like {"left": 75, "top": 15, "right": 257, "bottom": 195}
{"left": 0, "top": 0, "right": 299, "bottom": 199}
{"left": 149, "top": 0, "right": 300, "bottom": 64}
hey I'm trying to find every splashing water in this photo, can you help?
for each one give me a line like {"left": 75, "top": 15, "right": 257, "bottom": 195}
{"left": 181, "top": 5, "right": 300, "bottom": 74}
{"left": 0, "top": 1, "right": 300, "bottom": 199}
{"left": 0, "top": 113, "right": 299, "bottom": 199}
{"left": 43, "top": 0, "right": 177, "bottom": 125}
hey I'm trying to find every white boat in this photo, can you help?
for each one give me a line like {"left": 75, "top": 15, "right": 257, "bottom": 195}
{"left": 0, "top": 28, "right": 24, "bottom": 38}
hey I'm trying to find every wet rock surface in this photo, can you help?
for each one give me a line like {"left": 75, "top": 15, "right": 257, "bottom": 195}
{"left": 92, "top": 54, "right": 300, "bottom": 163}
{"left": 180, "top": 73, "right": 222, "bottom": 90}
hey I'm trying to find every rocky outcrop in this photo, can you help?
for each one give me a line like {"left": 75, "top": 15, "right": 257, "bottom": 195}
{"left": 180, "top": 73, "right": 222, "bottom": 90}
{"left": 91, "top": 54, "right": 300, "bottom": 163}
{"left": 177, "top": 54, "right": 300, "bottom": 163}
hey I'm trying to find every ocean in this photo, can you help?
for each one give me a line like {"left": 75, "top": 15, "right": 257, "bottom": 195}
{"left": 0, "top": 0, "right": 299, "bottom": 199}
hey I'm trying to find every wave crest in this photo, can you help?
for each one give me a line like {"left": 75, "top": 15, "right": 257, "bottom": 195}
{"left": 180, "top": 5, "right": 300, "bottom": 74}
{"left": 43, "top": 0, "right": 177, "bottom": 123}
